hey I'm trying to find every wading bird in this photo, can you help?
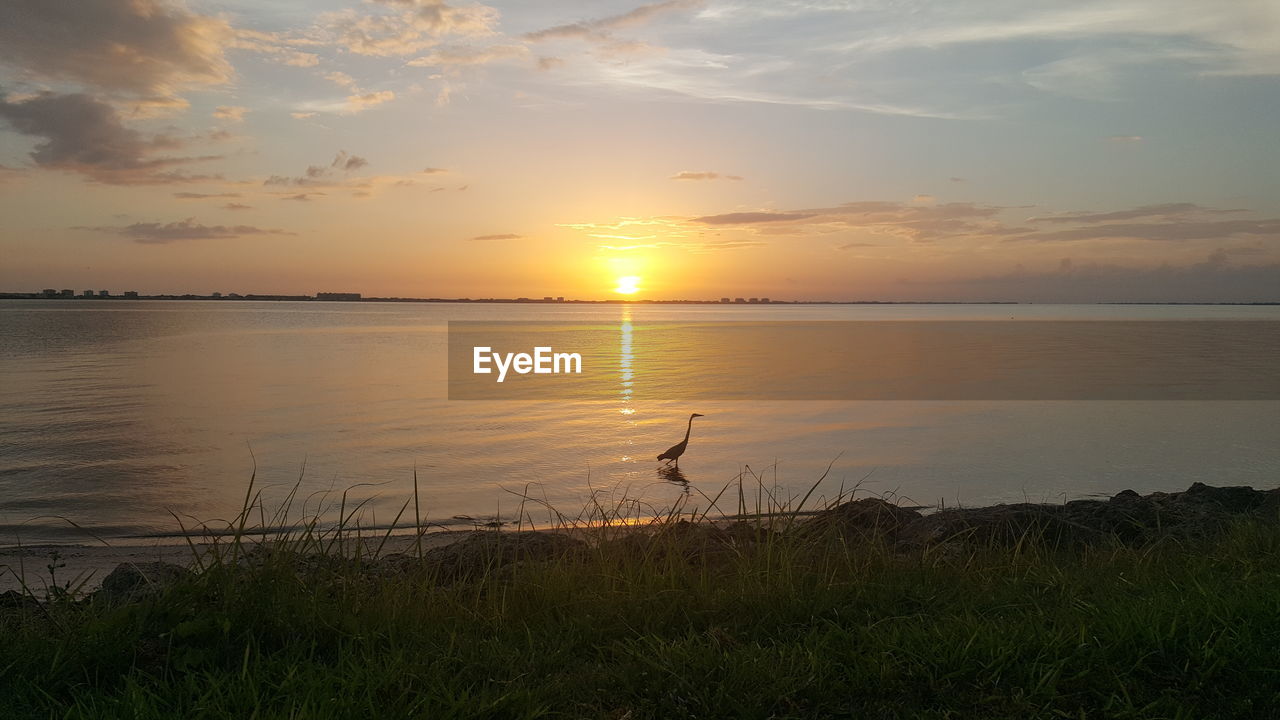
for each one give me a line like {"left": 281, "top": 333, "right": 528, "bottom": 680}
{"left": 658, "top": 413, "right": 704, "bottom": 468}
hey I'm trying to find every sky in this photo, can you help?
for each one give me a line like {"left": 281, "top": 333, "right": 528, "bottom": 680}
{"left": 1, "top": 0, "right": 1278, "bottom": 302}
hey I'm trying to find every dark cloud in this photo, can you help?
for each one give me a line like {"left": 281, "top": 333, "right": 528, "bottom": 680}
{"left": 693, "top": 211, "right": 813, "bottom": 225}
{"left": 932, "top": 252, "right": 1280, "bottom": 303}
{"left": 174, "top": 192, "right": 241, "bottom": 199}
{"left": 0, "top": 92, "right": 219, "bottom": 184}
{"left": 0, "top": 0, "right": 232, "bottom": 99}
{"left": 690, "top": 201, "right": 1006, "bottom": 243}
{"left": 671, "top": 171, "right": 743, "bottom": 181}
{"left": 471, "top": 233, "right": 522, "bottom": 241}
{"left": 281, "top": 193, "right": 323, "bottom": 202}
{"left": 75, "top": 218, "right": 292, "bottom": 244}
{"left": 1027, "top": 203, "right": 1238, "bottom": 224}
{"left": 1009, "top": 219, "right": 1280, "bottom": 243}
{"left": 264, "top": 175, "right": 319, "bottom": 187}
{"left": 222, "top": 202, "right": 253, "bottom": 211}
{"left": 525, "top": 0, "right": 701, "bottom": 42}
{"left": 267, "top": 151, "right": 370, "bottom": 187}
{"left": 421, "top": 166, "right": 448, "bottom": 174}
{"left": 332, "top": 151, "right": 369, "bottom": 171}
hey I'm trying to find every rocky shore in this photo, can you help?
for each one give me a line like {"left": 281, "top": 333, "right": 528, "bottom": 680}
{"left": 4, "top": 481, "right": 1275, "bottom": 610}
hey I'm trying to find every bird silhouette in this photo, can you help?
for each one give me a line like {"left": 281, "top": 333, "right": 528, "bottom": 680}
{"left": 657, "top": 413, "right": 703, "bottom": 468}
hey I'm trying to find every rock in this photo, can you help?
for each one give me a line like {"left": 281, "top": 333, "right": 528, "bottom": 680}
{"left": 1180, "top": 482, "right": 1272, "bottom": 513}
{"left": 97, "top": 561, "right": 190, "bottom": 601}
{"left": 796, "top": 498, "right": 922, "bottom": 543}
{"left": 892, "top": 483, "right": 1280, "bottom": 549}
{"left": 0, "top": 589, "right": 42, "bottom": 612}
{"left": 896, "top": 503, "right": 1092, "bottom": 549}
{"left": 418, "top": 531, "right": 587, "bottom": 582}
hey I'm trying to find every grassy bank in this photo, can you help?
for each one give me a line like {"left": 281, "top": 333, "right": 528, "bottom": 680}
{"left": 3, "top": 486, "right": 1280, "bottom": 719}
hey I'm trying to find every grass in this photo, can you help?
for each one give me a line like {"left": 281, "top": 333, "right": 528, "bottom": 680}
{"left": 3, "top": 471, "right": 1280, "bottom": 719}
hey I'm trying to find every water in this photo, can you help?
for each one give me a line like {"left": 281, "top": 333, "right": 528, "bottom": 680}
{"left": 2, "top": 300, "right": 1278, "bottom": 545}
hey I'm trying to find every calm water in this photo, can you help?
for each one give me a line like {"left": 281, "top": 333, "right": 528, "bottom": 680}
{"left": 2, "top": 300, "right": 1278, "bottom": 545}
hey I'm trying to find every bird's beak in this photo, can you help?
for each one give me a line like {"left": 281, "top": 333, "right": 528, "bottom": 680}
{"left": 693, "top": 413, "right": 704, "bottom": 417}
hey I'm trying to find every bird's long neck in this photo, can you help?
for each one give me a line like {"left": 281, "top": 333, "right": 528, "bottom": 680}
{"left": 683, "top": 417, "right": 694, "bottom": 442}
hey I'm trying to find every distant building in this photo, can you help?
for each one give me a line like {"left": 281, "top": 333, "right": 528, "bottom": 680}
{"left": 60, "top": 289, "right": 74, "bottom": 297}
{"left": 123, "top": 291, "right": 139, "bottom": 299}
{"left": 41, "top": 289, "right": 57, "bottom": 298}
{"left": 211, "top": 292, "right": 222, "bottom": 298}
{"left": 760, "top": 298, "right": 771, "bottom": 303}
{"left": 82, "top": 290, "right": 94, "bottom": 297}
{"left": 556, "top": 296, "right": 564, "bottom": 302}
{"left": 316, "top": 292, "right": 361, "bottom": 301}
{"left": 720, "top": 297, "right": 731, "bottom": 303}
{"left": 748, "top": 298, "right": 759, "bottom": 303}
{"left": 98, "top": 290, "right": 109, "bottom": 297}
{"left": 734, "top": 297, "right": 746, "bottom": 303}
{"left": 543, "top": 296, "right": 553, "bottom": 301}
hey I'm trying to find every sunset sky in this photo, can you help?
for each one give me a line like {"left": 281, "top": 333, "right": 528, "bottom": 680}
{"left": 1, "top": 0, "right": 1278, "bottom": 301}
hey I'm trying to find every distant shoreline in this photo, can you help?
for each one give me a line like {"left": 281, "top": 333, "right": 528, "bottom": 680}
{"left": 2, "top": 295, "right": 1278, "bottom": 306}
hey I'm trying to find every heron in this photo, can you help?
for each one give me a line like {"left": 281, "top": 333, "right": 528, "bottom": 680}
{"left": 657, "top": 413, "right": 704, "bottom": 468}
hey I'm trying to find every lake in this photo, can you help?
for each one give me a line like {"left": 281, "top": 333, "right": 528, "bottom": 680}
{"left": 2, "top": 300, "right": 1278, "bottom": 545}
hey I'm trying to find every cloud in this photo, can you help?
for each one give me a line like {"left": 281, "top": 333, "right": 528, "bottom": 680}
{"left": 346, "top": 90, "right": 396, "bottom": 112}
{"left": 407, "top": 44, "right": 527, "bottom": 67}
{"left": 174, "top": 192, "right": 241, "bottom": 200}
{"left": 1109, "top": 135, "right": 1144, "bottom": 142}
{"left": 230, "top": 28, "right": 321, "bottom": 68}
{"left": 212, "top": 106, "right": 248, "bottom": 122}
{"left": 471, "top": 233, "right": 522, "bottom": 240}
{"left": 1009, "top": 219, "right": 1280, "bottom": 243}
{"left": 322, "top": 0, "right": 499, "bottom": 57}
{"left": 670, "top": 171, "right": 742, "bottom": 181}
{"left": 332, "top": 151, "right": 369, "bottom": 171}
{"left": 265, "top": 175, "right": 320, "bottom": 187}
{"left": 324, "top": 71, "right": 359, "bottom": 89}
{"left": 693, "top": 211, "right": 814, "bottom": 225}
{"left": 421, "top": 166, "right": 448, "bottom": 174}
{"left": 281, "top": 193, "right": 323, "bottom": 202}
{"left": 525, "top": 0, "right": 702, "bottom": 42}
{"left": 0, "top": 0, "right": 233, "bottom": 100}
{"left": 828, "top": 1, "right": 1280, "bottom": 77}
{"left": 936, "top": 252, "right": 1280, "bottom": 303}
{"left": 537, "top": 56, "right": 565, "bottom": 71}
{"left": 291, "top": 112, "right": 318, "bottom": 120}
{"left": 1028, "top": 203, "right": 1230, "bottom": 224}
{"left": 75, "top": 218, "right": 292, "bottom": 243}
{"left": 0, "top": 91, "right": 219, "bottom": 184}
{"left": 689, "top": 201, "right": 1010, "bottom": 242}
{"left": 270, "top": 151, "right": 370, "bottom": 186}
{"left": 222, "top": 202, "right": 253, "bottom": 211}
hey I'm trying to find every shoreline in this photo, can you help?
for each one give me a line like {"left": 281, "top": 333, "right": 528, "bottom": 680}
{"left": 4, "top": 481, "right": 1274, "bottom": 595}
{"left": 5, "top": 481, "right": 1280, "bottom": 717}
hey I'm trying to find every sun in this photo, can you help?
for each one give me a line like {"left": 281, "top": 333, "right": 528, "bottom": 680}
{"left": 613, "top": 276, "right": 641, "bottom": 295}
